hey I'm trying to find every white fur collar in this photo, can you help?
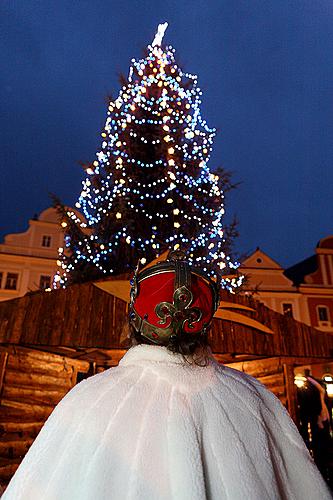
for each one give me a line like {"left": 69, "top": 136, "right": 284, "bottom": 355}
{"left": 119, "top": 344, "right": 187, "bottom": 366}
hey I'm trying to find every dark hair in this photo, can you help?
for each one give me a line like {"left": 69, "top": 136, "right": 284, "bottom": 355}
{"left": 128, "top": 324, "right": 211, "bottom": 367}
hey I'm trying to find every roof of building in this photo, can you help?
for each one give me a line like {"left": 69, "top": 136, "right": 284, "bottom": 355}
{"left": 284, "top": 255, "right": 318, "bottom": 286}
{"left": 284, "top": 236, "right": 333, "bottom": 286}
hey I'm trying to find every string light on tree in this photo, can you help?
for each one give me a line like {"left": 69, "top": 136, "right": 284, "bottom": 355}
{"left": 54, "top": 23, "right": 243, "bottom": 290}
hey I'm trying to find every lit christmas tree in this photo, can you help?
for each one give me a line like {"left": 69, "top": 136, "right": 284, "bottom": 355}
{"left": 54, "top": 23, "right": 243, "bottom": 290}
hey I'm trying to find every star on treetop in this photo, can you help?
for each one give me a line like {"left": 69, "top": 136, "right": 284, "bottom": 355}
{"left": 152, "top": 22, "right": 168, "bottom": 47}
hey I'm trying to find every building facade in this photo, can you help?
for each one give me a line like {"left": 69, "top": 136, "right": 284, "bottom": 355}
{"left": 0, "top": 208, "right": 64, "bottom": 302}
{"left": 241, "top": 236, "right": 333, "bottom": 333}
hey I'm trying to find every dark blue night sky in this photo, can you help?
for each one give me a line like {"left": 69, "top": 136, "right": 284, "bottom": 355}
{"left": 1, "top": 1, "right": 332, "bottom": 267}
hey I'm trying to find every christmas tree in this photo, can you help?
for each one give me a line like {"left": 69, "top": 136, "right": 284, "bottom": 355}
{"left": 54, "top": 23, "right": 242, "bottom": 290}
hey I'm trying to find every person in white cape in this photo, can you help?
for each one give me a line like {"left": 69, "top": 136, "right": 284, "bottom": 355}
{"left": 3, "top": 252, "right": 332, "bottom": 500}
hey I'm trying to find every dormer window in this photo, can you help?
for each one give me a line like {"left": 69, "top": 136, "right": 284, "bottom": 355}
{"left": 42, "top": 235, "right": 52, "bottom": 248}
{"left": 317, "top": 306, "right": 330, "bottom": 323}
{"left": 282, "top": 303, "right": 293, "bottom": 318}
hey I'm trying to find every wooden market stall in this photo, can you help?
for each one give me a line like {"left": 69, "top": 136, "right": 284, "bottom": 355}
{"left": 0, "top": 280, "right": 332, "bottom": 485}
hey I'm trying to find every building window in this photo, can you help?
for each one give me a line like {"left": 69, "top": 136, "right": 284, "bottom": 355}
{"left": 39, "top": 275, "right": 51, "bottom": 290}
{"left": 282, "top": 303, "right": 293, "bottom": 318}
{"left": 5, "top": 273, "right": 19, "bottom": 290}
{"left": 42, "top": 235, "right": 52, "bottom": 247}
{"left": 0, "top": 272, "right": 2, "bottom": 288}
{"left": 317, "top": 306, "right": 329, "bottom": 322}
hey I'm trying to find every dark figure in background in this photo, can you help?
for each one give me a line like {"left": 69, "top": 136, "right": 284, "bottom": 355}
{"left": 297, "top": 369, "right": 333, "bottom": 487}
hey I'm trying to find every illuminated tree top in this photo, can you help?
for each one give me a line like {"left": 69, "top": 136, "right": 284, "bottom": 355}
{"left": 54, "top": 24, "right": 242, "bottom": 291}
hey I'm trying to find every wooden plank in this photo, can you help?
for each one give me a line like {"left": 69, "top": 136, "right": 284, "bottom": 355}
{"left": 76, "top": 284, "right": 94, "bottom": 347}
{"left": 257, "top": 372, "right": 285, "bottom": 388}
{"left": 49, "top": 288, "right": 67, "bottom": 344}
{"left": 4, "top": 368, "right": 72, "bottom": 389}
{"left": 10, "top": 296, "right": 29, "bottom": 344}
{"left": 283, "top": 363, "right": 298, "bottom": 423}
{"left": 36, "top": 292, "right": 58, "bottom": 345}
{"left": 0, "top": 439, "right": 34, "bottom": 458}
{"left": 226, "top": 357, "right": 282, "bottom": 378}
{"left": 6, "top": 356, "right": 74, "bottom": 378}
{"left": 0, "top": 421, "right": 44, "bottom": 434}
{"left": 60, "top": 285, "right": 79, "bottom": 345}
{"left": 3, "top": 346, "right": 89, "bottom": 372}
{"left": 2, "top": 386, "right": 67, "bottom": 406}
{"left": 0, "top": 300, "right": 15, "bottom": 342}
{"left": 113, "top": 298, "right": 128, "bottom": 348}
{"left": 20, "top": 294, "right": 44, "bottom": 344}
{"left": 0, "top": 399, "right": 54, "bottom": 419}
{"left": 0, "top": 458, "right": 21, "bottom": 481}
{"left": 5, "top": 302, "right": 17, "bottom": 344}
{"left": 269, "top": 385, "right": 286, "bottom": 398}
{"left": 0, "top": 353, "right": 8, "bottom": 399}
{"left": 87, "top": 286, "right": 105, "bottom": 347}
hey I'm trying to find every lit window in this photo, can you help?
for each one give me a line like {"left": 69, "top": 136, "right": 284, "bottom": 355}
{"left": 5, "top": 273, "right": 19, "bottom": 290}
{"left": 42, "top": 235, "right": 52, "bottom": 247}
{"left": 282, "top": 303, "right": 293, "bottom": 318}
{"left": 318, "top": 306, "right": 329, "bottom": 322}
{"left": 39, "top": 275, "right": 51, "bottom": 290}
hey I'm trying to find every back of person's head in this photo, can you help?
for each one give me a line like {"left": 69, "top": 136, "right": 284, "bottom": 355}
{"left": 128, "top": 250, "right": 220, "bottom": 365}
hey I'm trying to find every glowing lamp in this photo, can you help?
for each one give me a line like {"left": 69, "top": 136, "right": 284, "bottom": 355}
{"left": 323, "top": 375, "right": 333, "bottom": 397}
{"left": 294, "top": 375, "right": 306, "bottom": 388}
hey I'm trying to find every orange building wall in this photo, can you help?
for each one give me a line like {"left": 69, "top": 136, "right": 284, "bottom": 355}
{"left": 307, "top": 297, "right": 333, "bottom": 328}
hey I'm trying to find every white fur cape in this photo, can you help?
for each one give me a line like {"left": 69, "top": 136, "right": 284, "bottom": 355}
{"left": 3, "top": 345, "right": 332, "bottom": 500}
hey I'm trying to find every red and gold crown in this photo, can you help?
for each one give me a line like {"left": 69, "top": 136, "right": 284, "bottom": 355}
{"left": 129, "top": 250, "right": 220, "bottom": 345}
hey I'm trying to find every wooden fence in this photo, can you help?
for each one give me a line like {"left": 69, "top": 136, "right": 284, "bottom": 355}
{"left": 0, "top": 281, "right": 332, "bottom": 487}
{"left": 0, "top": 282, "right": 332, "bottom": 359}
